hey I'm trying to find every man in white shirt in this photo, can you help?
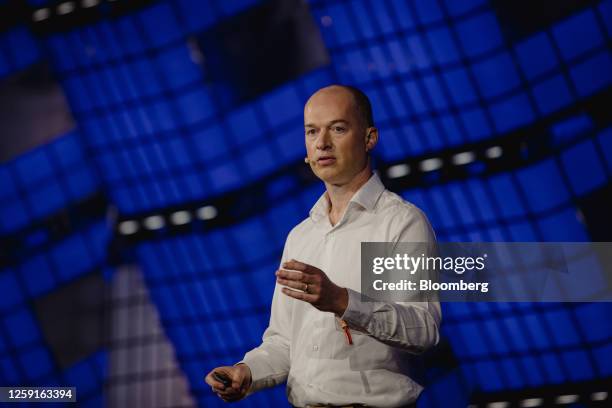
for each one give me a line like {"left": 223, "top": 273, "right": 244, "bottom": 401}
{"left": 205, "top": 85, "right": 441, "bottom": 407}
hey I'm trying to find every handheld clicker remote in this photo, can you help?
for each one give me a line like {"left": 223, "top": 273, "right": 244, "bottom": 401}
{"left": 212, "top": 371, "right": 232, "bottom": 387}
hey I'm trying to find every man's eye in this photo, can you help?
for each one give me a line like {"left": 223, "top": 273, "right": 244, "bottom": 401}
{"left": 306, "top": 129, "right": 316, "bottom": 135}
{"left": 333, "top": 126, "right": 346, "bottom": 132}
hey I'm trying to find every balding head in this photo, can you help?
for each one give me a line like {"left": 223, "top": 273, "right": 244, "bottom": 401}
{"left": 305, "top": 85, "right": 374, "bottom": 130}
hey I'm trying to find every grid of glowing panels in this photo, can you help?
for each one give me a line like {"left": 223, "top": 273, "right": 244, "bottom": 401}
{"left": 0, "top": 23, "right": 107, "bottom": 403}
{"left": 43, "top": 0, "right": 309, "bottom": 216}
{"left": 43, "top": 0, "right": 612, "bottom": 218}
{"left": 310, "top": 0, "right": 612, "bottom": 161}
{"left": 0, "top": 138, "right": 108, "bottom": 408}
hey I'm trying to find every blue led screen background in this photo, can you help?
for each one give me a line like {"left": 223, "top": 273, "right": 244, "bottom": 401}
{"left": 0, "top": 0, "right": 611, "bottom": 407}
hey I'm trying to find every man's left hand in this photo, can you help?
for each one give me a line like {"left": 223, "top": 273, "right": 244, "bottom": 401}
{"left": 276, "top": 259, "right": 348, "bottom": 316}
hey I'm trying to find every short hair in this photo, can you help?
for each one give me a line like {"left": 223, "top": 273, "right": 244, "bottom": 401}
{"left": 338, "top": 85, "right": 375, "bottom": 128}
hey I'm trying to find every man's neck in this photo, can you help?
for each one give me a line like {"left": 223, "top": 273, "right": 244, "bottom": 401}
{"left": 325, "top": 165, "right": 373, "bottom": 226}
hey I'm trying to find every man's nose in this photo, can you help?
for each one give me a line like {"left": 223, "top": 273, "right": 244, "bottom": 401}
{"left": 316, "top": 130, "right": 331, "bottom": 150}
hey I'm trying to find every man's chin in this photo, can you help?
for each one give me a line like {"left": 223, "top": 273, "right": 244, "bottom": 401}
{"left": 314, "top": 171, "right": 348, "bottom": 185}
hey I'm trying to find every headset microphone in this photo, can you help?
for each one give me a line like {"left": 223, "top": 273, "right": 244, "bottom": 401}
{"left": 304, "top": 157, "right": 310, "bottom": 163}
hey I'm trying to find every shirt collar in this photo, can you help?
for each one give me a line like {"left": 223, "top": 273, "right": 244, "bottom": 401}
{"left": 309, "top": 171, "right": 386, "bottom": 222}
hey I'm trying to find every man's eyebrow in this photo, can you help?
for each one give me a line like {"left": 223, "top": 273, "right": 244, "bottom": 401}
{"left": 304, "top": 119, "right": 350, "bottom": 128}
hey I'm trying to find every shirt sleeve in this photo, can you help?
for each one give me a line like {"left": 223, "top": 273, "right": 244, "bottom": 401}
{"left": 340, "top": 207, "right": 442, "bottom": 354}
{"left": 237, "top": 231, "right": 294, "bottom": 394}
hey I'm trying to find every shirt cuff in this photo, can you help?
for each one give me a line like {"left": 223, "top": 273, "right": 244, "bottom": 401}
{"left": 340, "top": 287, "right": 375, "bottom": 332}
{"left": 232, "top": 361, "right": 256, "bottom": 397}
{"left": 237, "top": 353, "right": 287, "bottom": 395}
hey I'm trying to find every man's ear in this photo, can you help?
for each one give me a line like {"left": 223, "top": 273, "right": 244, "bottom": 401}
{"left": 365, "top": 127, "right": 378, "bottom": 152}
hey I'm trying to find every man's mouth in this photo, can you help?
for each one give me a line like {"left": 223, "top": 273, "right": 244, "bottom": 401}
{"left": 317, "top": 156, "right": 336, "bottom": 166}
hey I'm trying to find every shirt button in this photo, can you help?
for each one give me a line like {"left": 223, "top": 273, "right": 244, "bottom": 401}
{"left": 312, "top": 345, "right": 319, "bottom": 351}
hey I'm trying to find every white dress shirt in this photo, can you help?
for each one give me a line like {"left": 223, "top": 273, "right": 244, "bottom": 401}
{"left": 240, "top": 172, "right": 441, "bottom": 407}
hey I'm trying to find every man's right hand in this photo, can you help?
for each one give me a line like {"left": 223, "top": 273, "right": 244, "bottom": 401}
{"left": 205, "top": 364, "right": 252, "bottom": 402}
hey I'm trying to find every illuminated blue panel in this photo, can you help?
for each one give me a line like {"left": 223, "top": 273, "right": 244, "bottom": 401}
{"left": 0, "top": 26, "right": 40, "bottom": 76}
{"left": 52, "top": 235, "right": 95, "bottom": 282}
{"left": 443, "top": 67, "right": 479, "bottom": 105}
{"left": 175, "top": 0, "right": 219, "bottom": 33}
{"left": 0, "top": 270, "right": 23, "bottom": 311}
{"left": 262, "top": 86, "right": 305, "bottom": 126}
{"left": 472, "top": 52, "right": 521, "bottom": 99}
{"left": 327, "top": 3, "right": 359, "bottom": 46}
{"left": 414, "top": 0, "right": 444, "bottom": 24}
{"left": 20, "top": 346, "right": 53, "bottom": 380}
{"left": 455, "top": 12, "right": 502, "bottom": 58}
{"left": 514, "top": 33, "right": 559, "bottom": 80}
{"left": 500, "top": 360, "right": 523, "bottom": 389}
{"left": 484, "top": 320, "right": 510, "bottom": 354}
{"left": 465, "top": 179, "right": 496, "bottom": 222}
{"left": 489, "top": 92, "right": 535, "bottom": 132}
{"left": 517, "top": 159, "right": 570, "bottom": 213}
{"left": 63, "top": 351, "right": 106, "bottom": 405}
{"left": 561, "top": 350, "right": 594, "bottom": 381}
{"left": 540, "top": 353, "right": 566, "bottom": 383}
{"left": 20, "top": 255, "right": 56, "bottom": 297}
{"left": 369, "top": 87, "right": 392, "bottom": 123}
{"left": 208, "top": 161, "right": 244, "bottom": 193}
{"left": 532, "top": 74, "right": 573, "bottom": 114}
{"left": 600, "top": 0, "right": 612, "bottom": 36}
{"left": 372, "top": 2, "right": 396, "bottom": 35}
{"left": 560, "top": 140, "right": 607, "bottom": 195}
{"left": 442, "top": 0, "right": 487, "bottom": 17}
{"left": 474, "top": 361, "right": 503, "bottom": 390}
{"left": 423, "top": 74, "right": 449, "bottom": 110}
{"left": 139, "top": 3, "right": 185, "bottom": 48}
{"left": 244, "top": 144, "right": 277, "bottom": 180}
{"left": 383, "top": 84, "right": 409, "bottom": 120}
{"left": 460, "top": 107, "right": 493, "bottom": 141}
{"left": 228, "top": 106, "right": 262, "bottom": 145}
{"left": 595, "top": 344, "right": 612, "bottom": 376}
{"left": 350, "top": 1, "right": 377, "bottom": 40}
{"left": 15, "top": 149, "right": 54, "bottom": 185}
{"left": 552, "top": 10, "right": 604, "bottom": 61}
{"left": 427, "top": 27, "right": 461, "bottom": 65}
{"left": 520, "top": 356, "right": 546, "bottom": 386}
{"left": 155, "top": 45, "right": 203, "bottom": 89}
{"left": 537, "top": 208, "right": 589, "bottom": 241}
{"left": 447, "top": 183, "right": 477, "bottom": 226}
{"left": 404, "top": 80, "right": 428, "bottom": 114}
{"left": 440, "top": 114, "right": 464, "bottom": 146}
{"left": 0, "top": 200, "right": 29, "bottom": 233}
{"left": 487, "top": 174, "right": 525, "bottom": 218}
{"left": 509, "top": 221, "right": 538, "bottom": 241}
{"left": 569, "top": 50, "right": 612, "bottom": 97}
{"left": 4, "top": 307, "right": 41, "bottom": 347}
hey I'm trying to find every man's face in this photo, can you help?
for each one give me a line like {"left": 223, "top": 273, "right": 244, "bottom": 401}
{"left": 304, "top": 88, "right": 369, "bottom": 185}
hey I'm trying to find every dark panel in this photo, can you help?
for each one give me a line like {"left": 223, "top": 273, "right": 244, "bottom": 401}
{"left": 492, "top": 0, "right": 599, "bottom": 41}
{"left": 33, "top": 272, "right": 109, "bottom": 368}
{"left": 197, "top": 0, "right": 329, "bottom": 107}
{"left": 578, "top": 184, "right": 612, "bottom": 241}
{"left": 0, "top": 62, "right": 75, "bottom": 162}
